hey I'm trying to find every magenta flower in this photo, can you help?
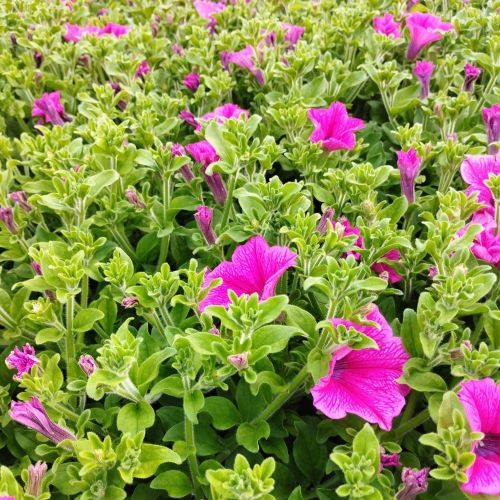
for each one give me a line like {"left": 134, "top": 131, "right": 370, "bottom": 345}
{"left": 172, "top": 43, "right": 184, "bottom": 55}
{"left": 125, "top": 188, "right": 146, "bottom": 209}
{"left": 463, "top": 63, "right": 481, "bottom": 92}
{"left": 172, "top": 143, "right": 195, "bottom": 182}
{"left": 179, "top": 110, "right": 201, "bottom": 131}
{"left": 9, "top": 397, "right": 76, "bottom": 446}
{"left": 308, "top": 102, "right": 365, "bottom": 151}
{"left": 9, "top": 191, "right": 32, "bottom": 213}
{"left": 122, "top": 296, "right": 139, "bottom": 308}
{"left": 316, "top": 208, "right": 335, "bottom": 236}
{"left": 380, "top": 452, "right": 401, "bottom": 470}
{"left": 458, "top": 378, "right": 500, "bottom": 495}
{"left": 201, "top": 103, "right": 249, "bottom": 123}
{"left": 199, "top": 235, "right": 297, "bottom": 311}
{"left": 220, "top": 45, "right": 265, "bottom": 85}
{"left": 98, "top": 23, "right": 130, "bottom": 38}
{"left": 281, "top": 23, "right": 305, "bottom": 47}
{"left": 193, "top": 0, "right": 225, "bottom": 30}
{"left": 397, "top": 468, "right": 430, "bottom": 499}
{"left": 186, "top": 140, "right": 227, "bottom": 204}
{"left": 32, "top": 261, "right": 42, "bottom": 275}
{"left": 405, "top": 13, "right": 453, "bottom": 60}
{"left": 460, "top": 154, "right": 500, "bottom": 205}
{"left": 79, "top": 355, "right": 97, "bottom": 376}
{"left": 27, "top": 461, "right": 48, "bottom": 498}
{"left": 397, "top": 148, "right": 422, "bottom": 203}
{"left": 336, "top": 217, "right": 364, "bottom": 260}
{"left": 413, "top": 60, "right": 435, "bottom": 100}
{"left": 227, "top": 352, "right": 249, "bottom": 370}
{"left": 183, "top": 72, "right": 200, "bottom": 92}
{"left": 32, "top": 91, "right": 68, "bottom": 126}
{"left": 134, "top": 60, "right": 150, "bottom": 80}
{"left": 171, "top": 143, "right": 186, "bottom": 157}
{"left": 63, "top": 23, "right": 100, "bottom": 42}
{"left": 371, "top": 249, "right": 403, "bottom": 284}
{"left": 5, "top": 344, "right": 39, "bottom": 380}
{"left": 373, "top": 13, "right": 402, "bottom": 38}
{"left": 0, "top": 207, "right": 17, "bottom": 234}
{"left": 311, "top": 305, "right": 410, "bottom": 431}
{"left": 482, "top": 104, "right": 500, "bottom": 155}
{"left": 469, "top": 211, "right": 500, "bottom": 267}
{"left": 195, "top": 205, "right": 217, "bottom": 245}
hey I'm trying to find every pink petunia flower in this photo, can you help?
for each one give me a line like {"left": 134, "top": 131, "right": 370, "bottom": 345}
{"left": 5, "top": 344, "right": 39, "bottom": 380}
{"left": 200, "top": 103, "right": 249, "bottom": 123}
{"left": 463, "top": 63, "right": 481, "bottom": 92}
{"left": 179, "top": 110, "right": 201, "bottom": 131}
{"left": 220, "top": 45, "right": 265, "bottom": 85}
{"left": 336, "top": 217, "right": 364, "bottom": 260}
{"left": 405, "top": 12, "right": 453, "bottom": 60}
{"left": 63, "top": 23, "right": 100, "bottom": 42}
{"left": 186, "top": 140, "right": 227, "bottom": 204}
{"left": 371, "top": 249, "right": 403, "bottom": 284}
{"left": 9, "top": 191, "right": 32, "bottom": 213}
{"left": 482, "top": 104, "right": 500, "bottom": 155}
{"left": 281, "top": 23, "right": 305, "bottom": 47}
{"left": 469, "top": 211, "right": 500, "bottom": 267}
{"left": 308, "top": 102, "right": 365, "bottom": 151}
{"left": 134, "top": 60, "right": 150, "bottom": 80}
{"left": 79, "top": 355, "right": 97, "bottom": 376}
{"left": 183, "top": 72, "right": 200, "bottom": 92}
{"left": 193, "top": 0, "right": 225, "bottom": 30}
{"left": 460, "top": 154, "right": 500, "bottom": 205}
{"left": 98, "top": 23, "right": 130, "bottom": 38}
{"left": 373, "top": 13, "right": 402, "bottom": 38}
{"left": 413, "top": 60, "right": 435, "bottom": 100}
{"left": 9, "top": 397, "right": 76, "bottom": 446}
{"left": 458, "top": 378, "right": 500, "bottom": 495}
{"left": 397, "top": 468, "right": 430, "bottom": 499}
{"left": 32, "top": 91, "right": 69, "bottom": 126}
{"left": 199, "top": 235, "right": 297, "bottom": 311}
{"left": 195, "top": 205, "right": 217, "bottom": 245}
{"left": 397, "top": 148, "right": 422, "bottom": 203}
{"left": 311, "top": 305, "right": 410, "bottom": 431}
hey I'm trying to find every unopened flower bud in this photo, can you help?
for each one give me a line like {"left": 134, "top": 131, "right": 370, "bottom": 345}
{"left": 34, "top": 51, "right": 43, "bottom": 68}
{"left": 79, "top": 355, "right": 97, "bottom": 376}
{"left": 125, "top": 188, "right": 146, "bottom": 209}
{"left": 32, "top": 261, "right": 42, "bottom": 275}
{"left": 122, "top": 296, "right": 139, "bottom": 308}
{"left": 209, "top": 325, "right": 220, "bottom": 336}
{"left": 227, "top": 352, "right": 249, "bottom": 370}
{"left": 9, "top": 191, "right": 32, "bottom": 212}
{"left": 194, "top": 205, "right": 217, "bottom": 245}
{"left": 380, "top": 450, "right": 401, "bottom": 471}
{"left": 34, "top": 70, "right": 43, "bottom": 85}
{"left": 27, "top": 461, "right": 48, "bottom": 498}
{"left": 10, "top": 33, "right": 17, "bottom": 47}
{"left": 0, "top": 207, "right": 17, "bottom": 233}
{"left": 462, "top": 63, "right": 481, "bottom": 93}
{"left": 79, "top": 54, "right": 91, "bottom": 69}
{"left": 151, "top": 22, "right": 159, "bottom": 37}
{"left": 316, "top": 207, "right": 334, "bottom": 236}
{"left": 396, "top": 468, "right": 430, "bottom": 500}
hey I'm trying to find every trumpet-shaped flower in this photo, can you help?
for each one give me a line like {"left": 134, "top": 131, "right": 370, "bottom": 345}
{"left": 32, "top": 91, "right": 69, "bottom": 126}
{"left": 199, "top": 235, "right": 297, "bottom": 310}
{"left": 469, "top": 211, "right": 500, "bottom": 267}
{"left": 5, "top": 344, "right": 39, "bottom": 380}
{"left": 413, "top": 60, "right": 435, "bottom": 100}
{"left": 405, "top": 13, "right": 453, "bottom": 60}
{"left": 282, "top": 23, "right": 305, "bottom": 47}
{"left": 194, "top": 1, "right": 225, "bottom": 30}
{"left": 461, "top": 154, "right": 500, "bottom": 205}
{"left": 220, "top": 45, "right": 265, "bottom": 85}
{"left": 183, "top": 72, "right": 200, "bottom": 92}
{"left": 397, "top": 148, "right": 422, "bottom": 203}
{"left": 482, "top": 104, "right": 500, "bottom": 155}
{"left": 201, "top": 103, "right": 249, "bottom": 123}
{"left": 463, "top": 63, "right": 481, "bottom": 92}
{"left": 311, "top": 305, "right": 410, "bottom": 431}
{"left": 308, "top": 102, "right": 365, "bottom": 151}
{"left": 458, "top": 378, "right": 500, "bottom": 495}
{"left": 373, "top": 13, "right": 402, "bottom": 38}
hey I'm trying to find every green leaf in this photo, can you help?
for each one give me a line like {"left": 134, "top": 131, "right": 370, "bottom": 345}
{"left": 202, "top": 397, "right": 241, "bottom": 430}
{"left": 36, "top": 327, "right": 64, "bottom": 344}
{"left": 135, "top": 444, "right": 181, "bottom": 478}
{"left": 307, "top": 347, "right": 331, "bottom": 383}
{"left": 86, "top": 170, "right": 120, "bottom": 198}
{"left": 236, "top": 421, "right": 270, "bottom": 453}
{"left": 73, "top": 308, "right": 105, "bottom": 333}
{"left": 378, "top": 196, "right": 408, "bottom": 224}
{"left": 117, "top": 402, "right": 155, "bottom": 434}
{"left": 252, "top": 325, "right": 299, "bottom": 354}
{"left": 151, "top": 471, "right": 192, "bottom": 498}
{"left": 284, "top": 304, "right": 317, "bottom": 337}
{"left": 184, "top": 390, "right": 204, "bottom": 424}
{"left": 400, "top": 309, "right": 424, "bottom": 357}
{"left": 293, "top": 421, "right": 327, "bottom": 484}
{"left": 353, "top": 424, "right": 380, "bottom": 475}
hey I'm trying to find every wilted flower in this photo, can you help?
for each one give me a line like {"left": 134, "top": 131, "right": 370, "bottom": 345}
{"left": 134, "top": 60, "right": 150, "bottom": 80}
{"left": 405, "top": 13, "right": 453, "bottom": 60}
{"left": 199, "top": 235, "right": 297, "bottom": 310}
{"left": 0, "top": 207, "right": 17, "bottom": 234}
{"left": 463, "top": 63, "right": 481, "bottom": 92}
{"left": 397, "top": 148, "right": 422, "bottom": 203}
{"left": 79, "top": 354, "right": 97, "bottom": 376}
{"left": 5, "top": 344, "right": 39, "bottom": 380}
{"left": 125, "top": 188, "right": 146, "bottom": 209}
{"left": 27, "top": 461, "right": 48, "bottom": 498}
{"left": 183, "top": 72, "right": 200, "bottom": 92}
{"left": 316, "top": 208, "right": 335, "bottom": 236}
{"left": 311, "top": 305, "right": 410, "bottom": 431}
{"left": 32, "top": 91, "right": 69, "bottom": 126}
{"left": 227, "top": 352, "right": 249, "bottom": 370}
{"left": 195, "top": 206, "right": 217, "bottom": 245}
{"left": 482, "top": 104, "right": 500, "bottom": 155}
{"left": 413, "top": 60, "right": 435, "bottom": 100}
{"left": 122, "top": 296, "right": 140, "bottom": 308}
{"left": 308, "top": 101, "right": 365, "bottom": 151}
{"left": 373, "top": 13, "right": 402, "bottom": 38}
{"left": 9, "top": 191, "right": 32, "bottom": 213}
{"left": 9, "top": 397, "right": 76, "bottom": 446}
{"left": 396, "top": 468, "right": 430, "bottom": 499}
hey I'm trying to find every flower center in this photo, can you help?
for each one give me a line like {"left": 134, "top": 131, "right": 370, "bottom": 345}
{"left": 477, "top": 433, "right": 500, "bottom": 459}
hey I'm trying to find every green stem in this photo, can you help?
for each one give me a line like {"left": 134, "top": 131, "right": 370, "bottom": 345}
{"left": 77, "top": 275, "right": 89, "bottom": 345}
{"left": 399, "top": 391, "right": 419, "bottom": 425}
{"left": 110, "top": 227, "right": 136, "bottom": 260}
{"left": 185, "top": 415, "right": 202, "bottom": 499}
{"left": 50, "top": 402, "right": 105, "bottom": 436}
{"left": 470, "top": 316, "right": 484, "bottom": 346}
{"left": 393, "top": 409, "right": 430, "bottom": 440}
{"left": 473, "top": 72, "right": 497, "bottom": 115}
{"left": 66, "top": 295, "right": 76, "bottom": 379}
{"left": 157, "top": 174, "right": 172, "bottom": 270}
{"left": 157, "top": 236, "right": 169, "bottom": 269}
{"left": 220, "top": 168, "right": 239, "bottom": 231}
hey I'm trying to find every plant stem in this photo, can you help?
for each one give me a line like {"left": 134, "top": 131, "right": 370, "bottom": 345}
{"left": 220, "top": 168, "right": 239, "bottom": 231}
{"left": 399, "top": 391, "right": 419, "bottom": 425}
{"left": 185, "top": 415, "right": 202, "bottom": 499}
{"left": 66, "top": 295, "right": 76, "bottom": 379}
{"left": 80, "top": 274, "right": 89, "bottom": 309}
{"left": 157, "top": 174, "right": 172, "bottom": 270}
{"left": 473, "top": 72, "right": 498, "bottom": 115}
{"left": 393, "top": 409, "right": 430, "bottom": 440}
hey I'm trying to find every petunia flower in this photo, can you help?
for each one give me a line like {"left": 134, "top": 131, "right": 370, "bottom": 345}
{"left": 220, "top": 45, "right": 265, "bottom": 85}
{"left": 397, "top": 148, "right": 422, "bottom": 203}
{"left": 311, "top": 305, "right": 410, "bottom": 431}
{"left": 32, "top": 91, "right": 69, "bottom": 126}
{"left": 281, "top": 23, "right": 305, "bottom": 47}
{"left": 9, "top": 397, "right": 76, "bottom": 446}
{"left": 336, "top": 217, "right": 364, "bottom": 260}
{"left": 227, "top": 352, "right": 249, "bottom": 370}
{"left": 134, "top": 60, "right": 150, "bottom": 80}
{"left": 371, "top": 249, "right": 403, "bottom": 283}
{"left": 373, "top": 13, "right": 402, "bottom": 38}
{"left": 186, "top": 140, "right": 227, "bottom": 204}
{"left": 79, "top": 355, "right": 97, "bottom": 376}
{"left": 396, "top": 468, "right": 430, "bottom": 499}
{"left": 63, "top": 23, "right": 100, "bottom": 42}
{"left": 183, "top": 72, "right": 200, "bottom": 92}
{"left": 0, "top": 207, "right": 17, "bottom": 233}
{"left": 195, "top": 205, "right": 217, "bottom": 245}
{"left": 458, "top": 378, "right": 500, "bottom": 495}
{"left": 193, "top": 0, "right": 225, "bottom": 30}
{"left": 469, "top": 211, "right": 500, "bottom": 267}
{"left": 316, "top": 208, "right": 335, "bottom": 236}
{"left": 200, "top": 103, "right": 249, "bottom": 123}
{"left": 199, "top": 235, "right": 297, "bottom": 310}
{"left": 98, "top": 23, "right": 130, "bottom": 38}
{"left": 308, "top": 101, "right": 365, "bottom": 151}
{"left": 380, "top": 452, "right": 401, "bottom": 470}
{"left": 179, "top": 110, "right": 201, "bottom": 131}
{"left": 463, "top": 63, "right": 481, "bottom": 92}
{"left": 5, "top": 344, "right": 39, "bottom": 380}
{"left": 482, "top": 104, "right": 500, "bottom": 155}
{"left": 9, "top": 191, "right": 32, "bottom": 213}
{"left": 405, "top": 12, "right": 453, "bottom": 60}
{"left": 27, "top": 462, "right": 48, "bottom": 498}
{"left": 460, "top": 154, "right": 500, "bottom": 205}
{"left": 413, "top": 60, "right": 435, "bottom": 100}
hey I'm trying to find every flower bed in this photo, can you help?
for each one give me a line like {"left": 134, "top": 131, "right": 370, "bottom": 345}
{"left": 0, "top": 0, "right": 499, "bottom": 498}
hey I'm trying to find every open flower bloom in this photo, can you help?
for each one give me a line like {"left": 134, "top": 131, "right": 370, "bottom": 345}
{"left": 460, "top": 154, "right": 500, "bottom": 205}
{"left": 413, "top": 60, "right": 435, "bottom": 100}
{"left": 199, "top": 235, "right": 297, "bottom": 310}
{"left": 397, "top": 148, "right": 422, "bottom": 203}
{"left": 336, "top": 217, "right": 364, "bottom": 260}
{"left": 281, "top": 23, "right": 305, "bottom": 47}
{"left": 99, "top": 23, "right": 130, "bottom": 37}
{"left": 308, "top": 102, "right": 365, "bottom": 151}
{"left": 482, "top": 104, "right": 500, "bottom": 155}
{"left": 9, "top": 397, "right": 76, "bottom": 446}
{"left": 32, "top": 91, "right": 69, "bottom": 126}
{"left": 311, "top": 305, "right": 410, "bottom": 431}
{"left": 64, "top": 22, "right": 129, "bottom": 42}
{"left": 5, "top": 344, "right": 39, "bottom": 380}
{"left": 463, "top": 63, "right": 481, "bottom": 92}
{"left": 373, "top": 13, "right": 402, "bottom": 38}
{"left": 469, "top": 211, "right": 500, "bottom": 267}
{"left": 458, "top": 378, "right": 500, "bottom": 495}
{"left": 194, "top": 0, "right": 225, "bottom": 30}
{"left": 201, "top": 103, "right": 249, "bottom": 123}
{"left": 220, "top": 45, "right": 265, "bottom": 85}
{"left": 371, "top": 249, "right": 403, "bottom": 283}
{"left": 183, "top": 72, "right": 200, "bottom": 92}
{"left": 134, "top": 60, "right": 150, "bottom": 79}
{"left": 405, "top": 13, "right": 453, "bottom": 60}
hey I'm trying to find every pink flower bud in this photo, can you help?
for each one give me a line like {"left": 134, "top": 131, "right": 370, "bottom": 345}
{"left": 463, "top": 63, "right": 481, "bottom": 92}
{"left": 397, "top": 148, "right": 422, "bottom": 203}
{"left": 78, "top": 354, "right": 97, "bottom": 376}
{"left": 9, "top": 191, "right": 32, "bottom": 213}
{"left": 227, "top": 352, "right": 249, "bottom": 370}
{"left": 0, "top": 206, "right": 18, "bottom": 233}
{"left": 179, "top": 110, "right": 201, "bottom": 130}
{"left": 32, "top": 261, "right": 42, "bottom": 275}
{"left": 125, "top": 188, "right": 146, "bottom": 209}
{"left": 183, "top": 72, "right": 201, "bottom": 92}
{"left": 209, "top": 325, "right": 220, "bottom": 336}
{"left": 397, "top": 468, "right": 430, "bottom": 500}
{"left": 482, "top": 104, "right": 500, "bottom": 155}
{"left": 34, "top": 51, "right": 43, "bottom": 68}
{"left": 27, "top": 461, "right": 48, "bottom": 498}
{"left": 171, "top": 43, "right": 184, "bottom": 55}
{"left": 134, "top": 60, "right": 150, "bottom": 80}
{"left": 195, "top": 205, "right": 217, "bottom": 245}
{"left": 413, "top": 60, "right": 435, "bottom": 100}
{"left": 122, "top": 296, "right": 140, "bottom": 308}
{"left": 316, "top": 208, "right": 335, "bottom": 236}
